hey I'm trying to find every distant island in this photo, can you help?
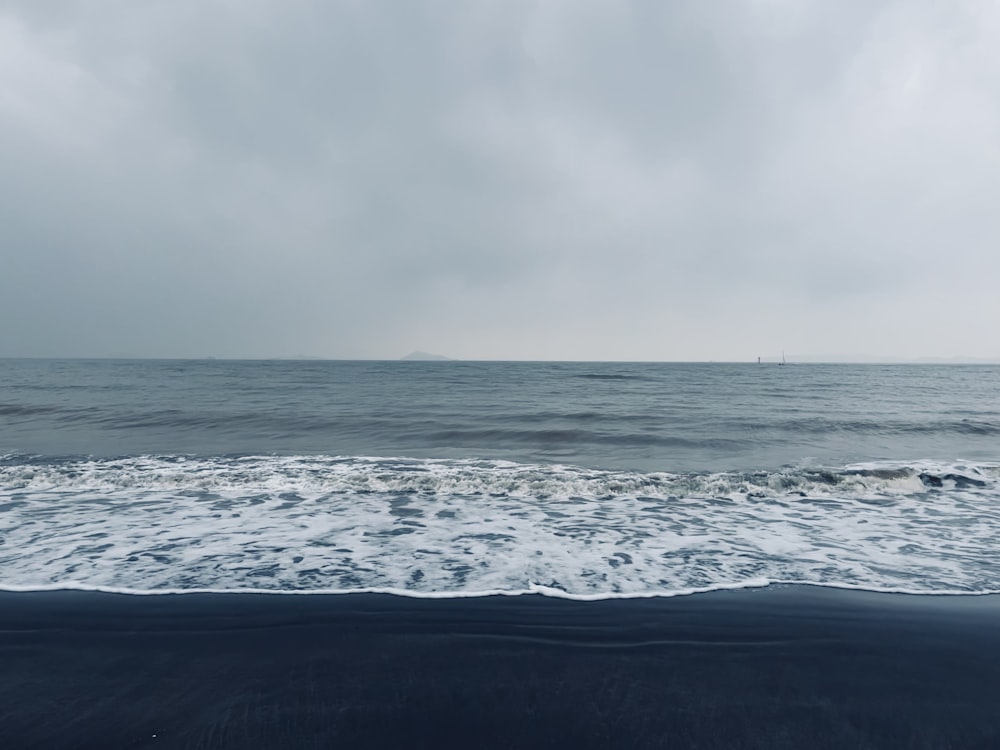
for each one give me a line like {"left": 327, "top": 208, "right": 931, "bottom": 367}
{"left": 401, "top": 350, "right": 451, "bottom": 361}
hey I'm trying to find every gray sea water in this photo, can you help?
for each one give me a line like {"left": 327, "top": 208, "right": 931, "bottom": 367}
{"left": 1, "top": 359, "right": 998, "bottom": 597}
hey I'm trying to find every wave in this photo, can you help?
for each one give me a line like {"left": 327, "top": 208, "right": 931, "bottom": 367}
{"left": 7, "top": 400, "right": 999, "bottom": 442}
{"left": 755, "top": 418, "right": 1000, "bottom": 437}
{"left": 573, "top": 373, "right": 652, "bottom": 381}
{"left": 2, "top": 455, "right": 999, "bottom": 598}
{"left": 3, "top": 453, "right": 996, "bottom": 498}
{"left": 2, "top": 580, "right": 999, "bottom": 601}
{"left": 0, "top": 579, "right": 774, "bottom": 600}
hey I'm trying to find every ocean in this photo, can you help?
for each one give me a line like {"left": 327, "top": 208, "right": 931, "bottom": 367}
{"left": 2, "top": 358, "right": 998, "bottom": 598}
{"left": 4, "top": 359, "right": 1000, "bottom": 747}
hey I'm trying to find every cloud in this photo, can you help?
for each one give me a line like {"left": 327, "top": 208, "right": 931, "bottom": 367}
{"left": 1, "top": 0, "right": 997, "bottom": 359}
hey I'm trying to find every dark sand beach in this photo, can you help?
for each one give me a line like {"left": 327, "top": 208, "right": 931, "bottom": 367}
{"left": 2, "top": 585, "right": 999, "bottom": 749}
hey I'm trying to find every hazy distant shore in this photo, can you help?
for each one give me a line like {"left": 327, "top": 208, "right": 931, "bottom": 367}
{"left": 3, "top": 585, "right": 999, "bottom": 748}
{"left": 4, "top": 356, "right": 1000, "bottom": 364}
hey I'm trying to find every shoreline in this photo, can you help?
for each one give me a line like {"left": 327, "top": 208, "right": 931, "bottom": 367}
{"left": 4, "top": 577, "right": 1000, "bottom": 599}
{"left": 3, "top": 585, "right": 1000, "bottom": 748}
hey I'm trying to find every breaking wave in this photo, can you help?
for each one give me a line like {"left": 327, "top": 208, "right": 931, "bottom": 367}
{"left": 2, "top": 454, "right": 999, "bottom": 598}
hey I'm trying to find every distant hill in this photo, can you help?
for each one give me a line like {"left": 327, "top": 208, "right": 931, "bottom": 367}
{"left": 401, "top": 350, "right": 451, "bottom": 361}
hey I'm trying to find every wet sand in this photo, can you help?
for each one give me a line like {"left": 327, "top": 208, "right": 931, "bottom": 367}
{"left": 2, "top": 585, "right": 999, "bottom": 749}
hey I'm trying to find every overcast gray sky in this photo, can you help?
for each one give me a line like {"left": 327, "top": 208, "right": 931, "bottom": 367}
{"left": 1, "top": 1, "right": 997, "bottom": 361}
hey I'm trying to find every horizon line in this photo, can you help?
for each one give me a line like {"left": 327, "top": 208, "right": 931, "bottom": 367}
{"left": 3, "top": 356, "right": 1000, "bottom": 365}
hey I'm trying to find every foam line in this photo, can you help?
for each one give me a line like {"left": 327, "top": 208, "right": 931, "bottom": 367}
{"left": 3, "top": 455, "right": 999, "bottom": 596}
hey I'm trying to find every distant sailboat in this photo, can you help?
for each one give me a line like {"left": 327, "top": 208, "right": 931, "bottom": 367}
{"left": 779, "top": 352, "right": 786, "bottom": 366}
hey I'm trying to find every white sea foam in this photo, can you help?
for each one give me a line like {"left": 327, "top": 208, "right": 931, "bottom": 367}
{"left": 0, "top": 579, "right": 777, "bottom": 600}
{"left": 1, "top": 455, "right": 999, "bottom": 597}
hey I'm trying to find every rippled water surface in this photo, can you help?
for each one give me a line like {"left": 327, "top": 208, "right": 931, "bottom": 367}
{"left": 2, "top": 359, "right": 998, "bottom": 596}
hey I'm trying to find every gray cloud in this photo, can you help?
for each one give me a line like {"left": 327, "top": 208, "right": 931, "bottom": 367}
{"left": 1, "top": 0, "right": 997, "bottom": 360}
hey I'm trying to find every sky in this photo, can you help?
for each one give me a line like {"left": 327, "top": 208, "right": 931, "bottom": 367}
{"left": 1, "top": 1, "right": 998, "bottom": 361}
